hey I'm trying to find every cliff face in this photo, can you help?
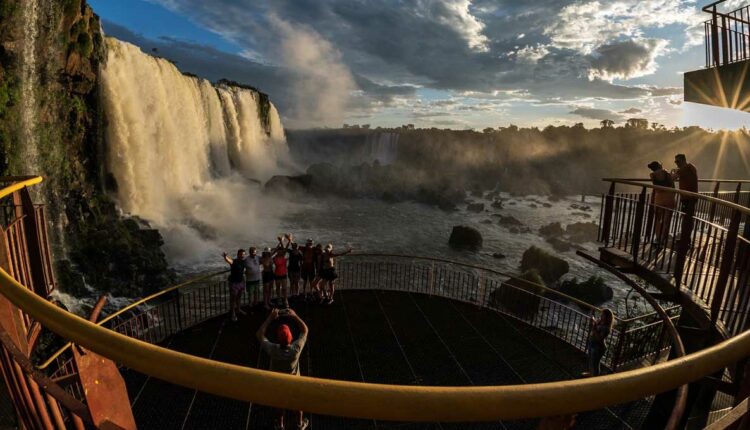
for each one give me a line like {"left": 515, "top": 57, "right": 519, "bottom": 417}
{"left": 0, "top": 0, "right": 171, "bottom": 297}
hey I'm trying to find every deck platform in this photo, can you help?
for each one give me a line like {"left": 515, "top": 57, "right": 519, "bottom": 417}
{"left": 120, "top": 290, "right": 653, "bottom": 429}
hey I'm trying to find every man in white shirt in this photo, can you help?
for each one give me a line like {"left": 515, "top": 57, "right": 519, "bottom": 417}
{"left": 257, "top": 308, "right": 309, "bottom": 430}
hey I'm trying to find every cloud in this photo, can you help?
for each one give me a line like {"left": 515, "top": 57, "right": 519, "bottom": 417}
{"left": 620, "top": 107, "right": 642, "bottom": 114}
{"left": 546, "top": 0, "right": 702, "bottom": 54}
{"left": 588, "top": 38, "right": 669, "bottom": 81}
{"left": 266, "top": 16, "right": 356, "bottom": 127}
{"left": 104, "top": 0, "right": 704, "bottom": 128}
{"left": 569, "top": 106, "right": 624, "bottom": 121}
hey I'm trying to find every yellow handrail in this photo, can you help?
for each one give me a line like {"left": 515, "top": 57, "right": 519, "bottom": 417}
{"left": 3, "top": 176, "right": 750, "bottom": 422}
{"left": 4, "top": 263, "right": 750, "bottom": 421}
{"left": 37, "top": 269, "right": 228, "bottom": 370}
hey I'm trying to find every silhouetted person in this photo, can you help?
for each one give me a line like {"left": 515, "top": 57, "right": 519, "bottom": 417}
{"left": 320, "top": 244, "right": 352, "bottom": 305}
{"left": 245, "top": 247, "right": 262, "bottom": 310}
{"left": 257, "top": 308, "right": 309, "bottom": 430}
{"left": 222, "top": 249, "right": 247, "bottom": 322}
{"left": 648, "top": 161, "right": 675, "bottom": 248}
{"left": 586, "top": 309, "right": 613, "bottom": 377}
{"left": 671, "top": 154, "right": 699, "bottom": 252}
{"left": 300, "top": 239, "right": 316, "bottom": 300}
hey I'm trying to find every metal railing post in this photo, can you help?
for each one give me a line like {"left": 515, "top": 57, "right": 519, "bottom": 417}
{"left": 711, "top": 207, "right": 742, "bottom": 327}
{"left": 708, "top": 181, "right": 721, "bottom": 223}
{"left": 713, "top": 7, "right": 722, "bottom": 66}
{"left": 601, "top": 182, "right": 616, "bottom": 245}
{"left": 611, "top": 319, "right": 629, "bottom": 372}
{"left": 723, "top": 14, "right": 731, "bottom": 65}
{"left": 674, "top": 199, "right": 696, "bottom": 287}
{"left": 632, "top": 187, "right": 647, "bottom": 262}
{"left": 175, "top": 289, "right": 183, "bottom": 331}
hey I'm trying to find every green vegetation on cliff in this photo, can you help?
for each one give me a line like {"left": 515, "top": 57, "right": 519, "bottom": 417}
{"left": 0, "top": 0, "right": 172, "bottom": 297}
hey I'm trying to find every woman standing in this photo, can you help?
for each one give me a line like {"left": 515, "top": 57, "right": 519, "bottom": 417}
{"left": 273, "top": 234, "right": 292, "bottom": 308}
{"left": 648, "top": 161, "right": 676, "bottom": 248}
{"left": 587, "top": 308, "right": 614, "bottom": 376}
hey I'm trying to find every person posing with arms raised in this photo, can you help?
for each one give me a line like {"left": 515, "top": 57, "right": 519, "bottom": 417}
{"left": 245, "top": 247, "right": 262, "bottom": 311}
{"left": 287, "top": 242, "right": 303, "bottom": 302}
{"left": 260, "top": 248, "right": 275, "bottom": 310}
{"left": 256, "top": 308, "right": 309, "bottom": 430}
{"left": 222, "top": 249, "right": 248, "bottom": 322}
{"left": 300, "top": 239, "right": 316, "bottom": 301}
{"left": 273, "top": 234, "right": 293, "bottom": 308}
{"left": 320, "top": 244, "right": 353, "bottom": 305}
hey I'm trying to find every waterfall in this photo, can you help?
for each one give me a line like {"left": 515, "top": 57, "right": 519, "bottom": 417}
{"left": 366, "top": 132, "right": 399, "bottom": 165}
{"left": 100, "top": 39, "right": 291, "bottom": 267}
{"left": 21, "top": 0, "right": 40, "bottom": 171}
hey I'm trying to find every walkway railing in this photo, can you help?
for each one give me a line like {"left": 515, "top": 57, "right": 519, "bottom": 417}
{"left": 703, "top": 0, "right": 750, "bottom": 67}
{"left": 600, "top": 178, "right": 750, "bottom": 337}
{"left": 45, "top": 255, "right": 678, "bottom": 371}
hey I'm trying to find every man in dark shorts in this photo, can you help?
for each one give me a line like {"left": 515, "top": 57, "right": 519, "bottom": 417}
{"left": 320, "top": 244, "right": 353, "bottom": 305}
{"left": 300, "top": 239, "right": 316, "bottom": 300}
{"left": 245, "top": 247, "right": 262, "bottom": 310}
{"left": 222, "top": 249, "right": 247, "bottom": 322}
{"left": 256, "top": 308, "right": 309, "bottom": 430}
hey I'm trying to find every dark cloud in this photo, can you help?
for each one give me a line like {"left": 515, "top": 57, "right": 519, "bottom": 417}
{"left": 569, "top": 107, "right": 624, "bottom": 121}
{"left": 588, "top": 38, "right": 668, "bottom": 80}
{"left": 620, "top": 107, "right": 642, "bottom": 114}
{"left": 142, "top": 0, "right": 678, "bottom": 100}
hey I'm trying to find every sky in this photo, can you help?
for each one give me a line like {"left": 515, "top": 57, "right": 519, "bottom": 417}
{"left": 90, "top": 0, "right": 750, "bottom": 130}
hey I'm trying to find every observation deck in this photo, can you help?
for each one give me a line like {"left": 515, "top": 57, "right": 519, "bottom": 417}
{"left": 0, "top": 175, "right": 749, "bottom": 429}
{"left": 684, "top": 1, "right": 750, "bottom": 110}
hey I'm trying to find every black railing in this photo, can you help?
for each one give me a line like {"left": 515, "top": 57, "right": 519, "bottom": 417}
{"left": 703, "top": 1, "right": 750, "bottom": 67}
{"left": 43, "top": 255, "right": 681, "bottom": 386}
{"left": 599, "top": 179, "right": 750, "bottom": 337}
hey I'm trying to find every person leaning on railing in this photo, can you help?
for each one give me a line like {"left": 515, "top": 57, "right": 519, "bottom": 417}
{"left": 256, "top": 308, "right": 310, "bottom": 430}
{"left": 585, "top": 309, "right": 614, "bottom": 377}
{"left": 671, "top": 154, "right": 699, "bottom": 244}
{"left": 648, "top": 161, "right": 676, "bottom": 249}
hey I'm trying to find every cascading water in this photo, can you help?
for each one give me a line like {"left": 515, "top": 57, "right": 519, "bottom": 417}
{"left": 365, "top": 132, "right": 399, "bottom": 165}
{"left": 21, "top": 0, "right": 40, "bottom": 170}
{"left": 101, "top": 39, "right": 291, "bottom": 268}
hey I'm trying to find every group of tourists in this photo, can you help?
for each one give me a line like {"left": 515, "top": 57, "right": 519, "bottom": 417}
{"left": 222, "top": 234, "right": 353, "bottom": 321}
{"left": 647, "top": 153, "right": 699, "bottom": 248}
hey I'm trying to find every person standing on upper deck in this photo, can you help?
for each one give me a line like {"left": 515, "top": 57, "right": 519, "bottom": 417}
{"left": 671, "top": 154, "right": 699, "bottom": 244}
{"left": 648, "top": 161, "right": 675, "bottom": 248}
{"left": 671, "top": 154, "right": 698, "bottom": 205}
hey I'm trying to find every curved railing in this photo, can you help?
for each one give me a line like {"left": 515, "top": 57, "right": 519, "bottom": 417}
{"left": 600, "top": 177, "right": 750, "bottom": 426}
{"left": 0, "top": 176, "right": 749, "bottom": 424}
{"left": 600, "top": 178, "right": 750, "bottom": 337}
{"left": 40, "top": 253, "right": 678, "bottom": 375}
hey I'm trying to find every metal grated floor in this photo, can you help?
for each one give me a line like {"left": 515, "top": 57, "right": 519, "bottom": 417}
{"left": 120, "top": 290, "right": 653, "bottom": 429}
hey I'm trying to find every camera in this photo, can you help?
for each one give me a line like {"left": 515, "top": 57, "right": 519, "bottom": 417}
{"left": 278, "top": 308, "right": 291, "bottom": 316}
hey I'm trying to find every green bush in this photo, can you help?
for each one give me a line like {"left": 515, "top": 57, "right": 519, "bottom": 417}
{"left": 76, "top": 33, "right": 93, "bottom": 57}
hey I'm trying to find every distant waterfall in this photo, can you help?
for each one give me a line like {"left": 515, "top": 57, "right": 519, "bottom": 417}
{"left": 21, "top": 0, "right": 40, "bottom": 170}
{"left": 100, "top": 39, "right": 291, "bottom": 266}
{"left": 365, "top": 132, "right": 399, "bottom": 165}
{"left": 100, "top": 39, "right": 288, "bottom": 226}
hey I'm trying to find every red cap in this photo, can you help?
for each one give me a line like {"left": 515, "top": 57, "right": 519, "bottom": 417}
{"left": 276, "top": 324, "right": 293, "bottom": 346}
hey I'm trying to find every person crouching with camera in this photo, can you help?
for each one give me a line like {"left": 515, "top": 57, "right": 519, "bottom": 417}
{"left": 256, "top": 308, "right": 309, "bottom": 430}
